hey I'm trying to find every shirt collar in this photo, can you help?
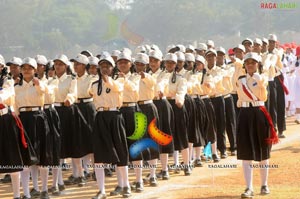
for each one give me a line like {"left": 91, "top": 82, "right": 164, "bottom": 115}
{"left": 77, "top": 72, "right": 88, "bottom": 80}
{"left": 57, "top": 73, "right": 68, "bottom": 82}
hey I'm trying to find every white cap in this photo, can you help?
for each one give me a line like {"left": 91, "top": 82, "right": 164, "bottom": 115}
{"left": 242, "top": 38, "right": 253, "bottom": 45}
{"left": 0, "top": 54, "right": 5, "bottom": 65}
{"left": 101, "top": 51, "right": 111, "bottom": 57}
{"left": 122, "top": 48, "right": 132, "bottom": 56}
{"left": 149, "top": 50, "right": 163, "bottom": 61}
{"left": 22, "top": 57, "right": 37, "bottom": 69}
{"left": 99, "top": 54, "right": 115, "bottom": 67}
{"left": 268, "top": 34, "right": 277, "bottom": 42}
{"left": 135, "top": 46, "right": 146, "bottom": 54}
{"left": 195, "top": 55, "right": 206, "bottom": 64}
{"left": 134, "top": 53, "right": 149, "bottom": 65}
{"left": 205, "top": 49, "right": 217, "bottom": 57}
{"left": 186, "top": 45, "right": 195, "bottom": 52}
{"left": 164, "top": 53, "right": 177, "bottom": 63}
{"left": 166, "top": 44, "right": 176, "bottom": 53}
{"left": 185, "top": 53, "right": 195, "bottom": 62}
{"left": 233, "top": 44, "right": 246, "bottom": 53}
{"left": 176, "top": 44, "right": 186, "bottom": 53}
{"left": 244, "top": 52, "right": 261, "bottom": 63}
{"left": 175, "top": 51, "right": 185, "bottom": 61}
{"left": 54, "top": 54, "right": 70, "bottom": 66}
{"left": 196, "top": 43, "right": 208, "bottom": 51}
{"left": 71, "top": 54, "right": 89, "bottom": 65}
{"left": 206, "top": 40, "right": 215, "bottom": 48}
{"left": 253, "top": 38, "right": 263, "bottom": 46}
{"left": 88, "top": 56, "right": 100, "bottom": 66}
{"left": 35, "top": 55, "right": 48, "bottom": 65}
{"left": 7, "top": 57, "right": 23, "bottom": 66}
{"left": 48, "top": 60, "right": 54, "bottom": 69}
{"left": 111, "top": 50, "right": 121, "bottom": 57}
{"left": 216, "top": 47, "right": 226, "bottom": 55}
{"left": 117, "top": 51, "right": 132, "bottom": 62}
{"left": 262, "top": 38, "right": 269, "bottom": 45}
{"left": 144, "top": 45, "right": 151, "bottom": 53}
{"left": 80, "top": 50, "right": 93, "bottom": 57}
{"left": 150, "top": 44, "right": 160, "bottom": 52}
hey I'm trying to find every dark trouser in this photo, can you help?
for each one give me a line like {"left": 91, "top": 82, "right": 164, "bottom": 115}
{"left": 266, "top": 81, "right": 277, "bottom": 131}
{"left": 275, "top": 75, "right": 286, "bottom": 133}
{"left": 224, "top": 95, "right": 237, "bottom": 152}
{"left": 210, "top": 96, "right": 226, "bottom": 154}
{"left": 231, "top": 93, "right": 239, "bottom": 120}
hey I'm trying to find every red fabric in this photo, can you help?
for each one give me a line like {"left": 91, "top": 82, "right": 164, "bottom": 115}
{"left": 277, "top": 76, "right": 289, "bottom": 95}
{"left": 0, "top": 103, "right": 27, "bottom": 148}
{"left": 242, "top": 84, "right": 254, "bottom": 100}
{"left": 259, "top": 106, "right": 279, "bottom": 145}
{"left": 296, "top": 46, "right": 300, "bottom": 57}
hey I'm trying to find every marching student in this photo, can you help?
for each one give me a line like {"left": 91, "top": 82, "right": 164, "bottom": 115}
{"left": 164, "top": 53, "right": 191, "bottom": 176}
{"left": 90, "top": 54, "right": 129, "bottom": 199}
{"left": 7, "top": 57, "right": 23, "bottom": 85}
{"left": 88, "top": 56, "right": 100, "bottom": 77}
{"left": 236, "top": 52, "right": 278, "bottom": 198}
{"left": 148, "top": 50, "right": 175, "bottom": 178}
{"left": 15, "top": 57, "right": 52, "bottom": 199}
{"left": 0, "top": 63, "right": 37, "bottom": 199}
{"left": 294, "top": 46, "right": 300, "bottom": 124}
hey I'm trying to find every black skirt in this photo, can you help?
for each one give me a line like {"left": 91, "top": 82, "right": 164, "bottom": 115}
{"left": 119, "top": 105, "right": 143, "bottom": 161}
{"left": 138, "top": 103, "right": 160, "bottom": 160}
{"left": 44, "top": 106, "right": 61, "bottom": 166}
{"left": 76, "top": 102, "right": 96, "bottom": 154}
{"left": 55, "top": 105, "right": 92, "bottom": 159}
{"left": 19, "top": 110, "right": 52, "bottom": 166}
{"left": 153, "top": 99, "right": 174, "bottom": 154}
{"left": 184, "top": 95, "right": 202, "bottom": 144}
{"left": 93, "top": 110, "right": 128, "bottom": 166}
{"left": 202, "top": 98, "right": 217, "bottom": 143}
{"left": 237, "top": 107, "right": 271, "bottom": 161}
{"left": 193, "top": 97, "right": 207, "bottom": 147}
{"left": 0, "top": 110, "right": 38, "bottom": 173}
{"left": 168, "top": 99, "right": 189, "bottom": 151}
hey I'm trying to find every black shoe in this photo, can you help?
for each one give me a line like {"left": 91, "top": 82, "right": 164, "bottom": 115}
{"left": 92, "top": 191, "right": 107, "bottom": 199}
{"left": 135, "top": 182, "right": 144, "bottom": 193}
{"left": 260, "top": 185, "right": 270, "bottom": 195}
{"left": 64, "top": 175, "right": 77, "bottom": 185}
{"left": 30, "top": 188, "right": 41, "bottom": 198}
{"left": 21, "top": 196, "right": 31, "bottom": 199}
{"left": 122, "top": 187, "right": 131, "bottom": 198}
{"left": 84, "top": 171, "right": 91, "bottom": 179}
{"left": 110, "top": 186, "right": 123, "bottom": 196}
{"left": 40, "top": 191, "right": 49, "bottom": 199}
{"left": 184, "top": 167, "right": 191, "bottom": 176}
{"left": 162, "top": 171, "right": 170, "bottom": 180}
{"left": 13, "top": 198, "right": 21, "bottom": 199}
{"left": 1, "top": 174, "right": 11, "bottom": 183}
{"left": 143, "top": 173, "right": 151, "bottom": 184}
{"left": 58, "top": 184, "right": 65, "bottom": 192}
{"left": 149, "top": 177, "right": 158, "bottom": 187}
{"left": 231, "top": 150, "right": 237, "bottom": 156}
{"left": 195, "top": 159, "right": 203, "bottom": 167}
{"left": 212, "top": 154, "right": 220, "bottom": 163}
{"left": 278, "top": 133, "right": 286, "bottom": 138}
{"left": 221, "top": 152, "right": 228, "bottom": 159}
{"left": 241, "top": 188, "right": 254, "bottom": 198}
{"left": 104, "top": 168, "right": 112, "bottom": 177}
{"left": 49, "top": 186, "right": 61, "bottom": 196}
{"left": 77, "top": 176, "right": 86, "bottom": 187}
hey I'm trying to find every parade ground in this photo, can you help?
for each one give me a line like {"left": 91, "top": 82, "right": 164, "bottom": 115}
{"left": 0, "top": 116, "right": 299, "bottom": 199}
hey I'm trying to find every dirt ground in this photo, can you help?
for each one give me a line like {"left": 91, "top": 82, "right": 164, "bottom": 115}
{"left": 0, "top": 116, "right": 299, "bottom": 199}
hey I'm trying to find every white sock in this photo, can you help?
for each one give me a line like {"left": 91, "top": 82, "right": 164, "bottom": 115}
{"left": 52, "top": 167, "right": 59, "bottom": 187}
{"left": 11, "top": 172, "right": 20, "bottom": 198}
{"left": 40, "top": 167, "right": 49, "bottom": 192}
{"left": 160, "top": 153, "right": 169, "bottom": 172}
{"left": 173, "top": 151, "right": 179, "bottom": 166}
{"left": 118, "top": 166, "right": 130, "bottom": 188}
{"left": 116, "top": 166, "right": 123, "bottom": 187}
{"left": 71, "top": 158, "right": 78, "bottom": 177}
{"left": 58, "top": 159, "right": 64, "bottom": 185}
{"left": 21, "top": 167, "right": 31, "bottom": 198}
{"left": 94, "top": 163, "right": 105, "bottom": 194}
{"left": 242, "top": 160, "right": 253, "bottom": 190}
{"left": 133, "top": 160, "right": 143, "bottom": 183}
{"left": 148, "top": 159, "right": 157, "bottom": 178}
{"left": 181, "top": 148, "right": 189, "bottom": 165}
{"left": 73, "top": 158, "right": 84, "bottom": 177}
{"left": 30, "top": 165, "right": 40, "bottom": 191}
{"left": 195, "top": 147, "right": 201, "bottom": 160}
{"left": 188, "top": 143, "right": 194, "bottom": 162}
{"left": 82, "top": 154, "right": 91, "bottom": 174}
{"left": 259, "top": 159, "right": 269, "bottom": 186}
{"left": 211, "top": 142, "right": 218, "bottom": 156}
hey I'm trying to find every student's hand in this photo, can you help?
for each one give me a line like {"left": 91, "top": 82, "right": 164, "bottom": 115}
{"left": 158, "top": 91, "right": 164, "bottom": 99}
{"left": 139, "top": 71, "right": 145, "bottom": 79}
{"left": 33, "top": 77, "right": 40, "bottom": 86}
{"left": 118, "top": 72, "right": 125, "bottom": 78}
{"left": 176, "top": 102, "right": 183, "bottom": 109}
{"left": 64, "top": 99, "right": 71, "bottom": 107}
{"left": 102, "top": 74, "right": 108, "bottom": 83}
